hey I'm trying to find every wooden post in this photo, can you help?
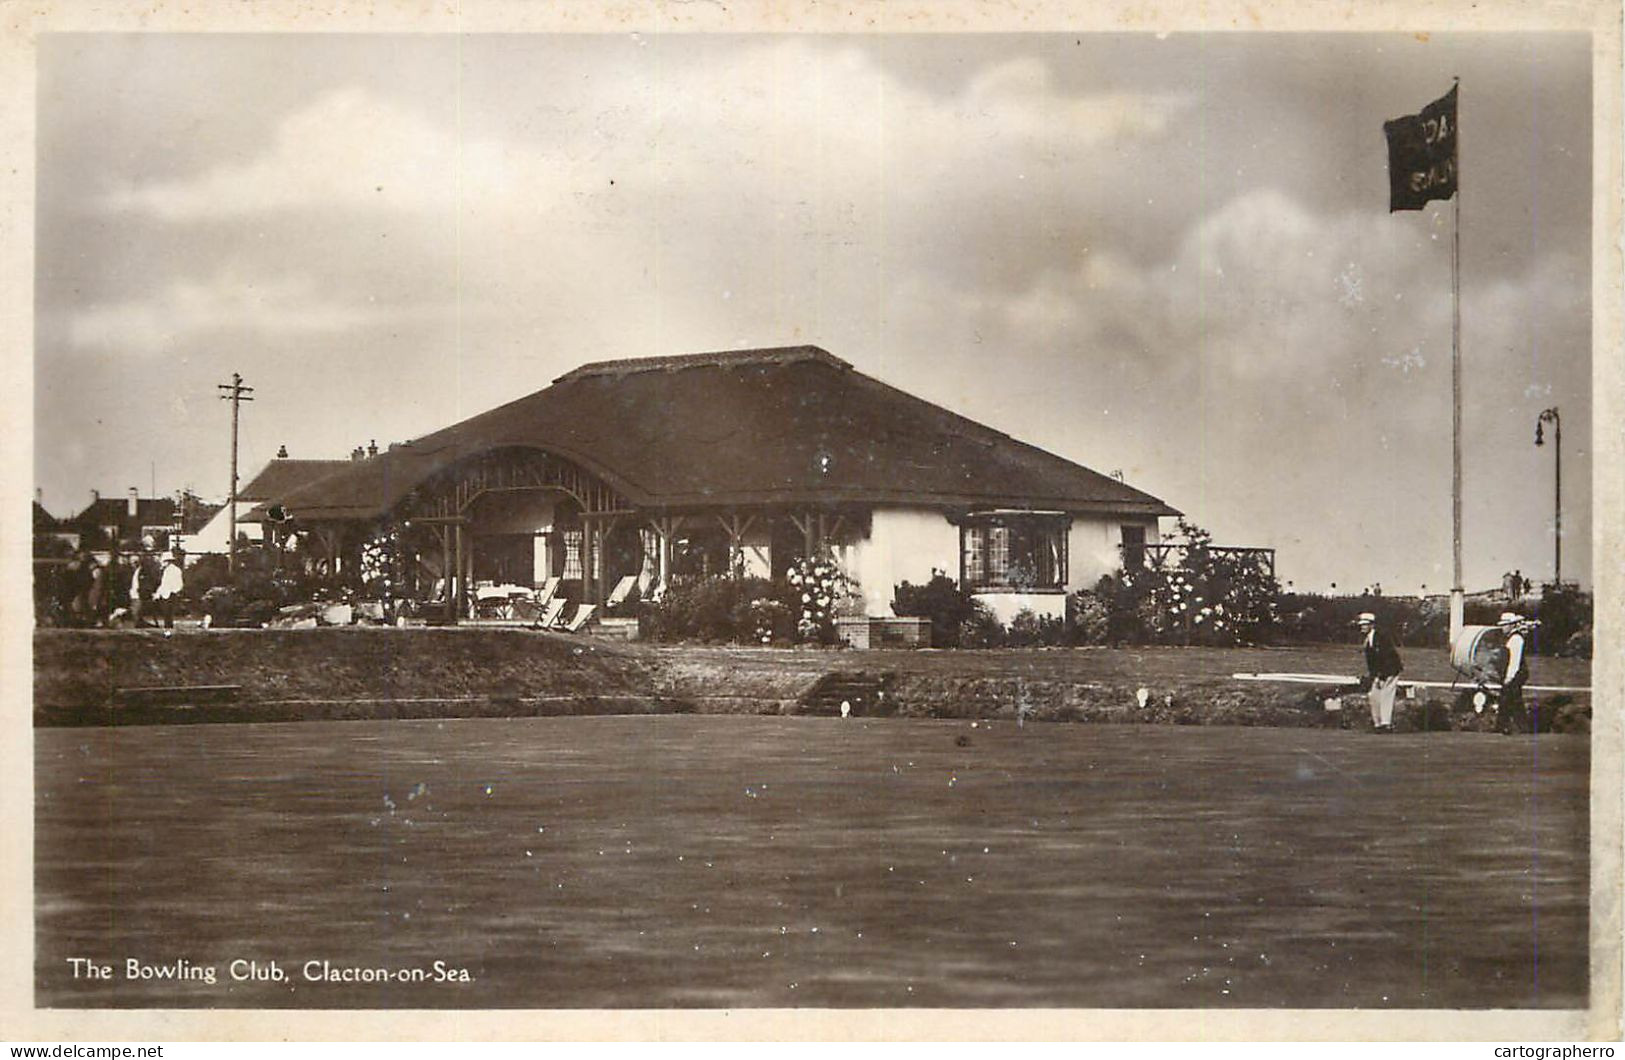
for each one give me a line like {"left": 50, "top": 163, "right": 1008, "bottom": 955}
{"left": 648, "top": 515, "right": 680, "bottom": 592}
{"left": 788, "top": 510, "right": 817, "bottom": 557}
{"left": 454, "top": 522, "right": 466, "bottom": 620}
{"left": 658, "top": 519, "right": 671, "bottom": 590}
{"left": 717, "top": 511, "right": 759, "bottom": 577}
{"left": 441, "top": 524, "right": 454, "bottom": 623}
{"left": 582, "top": 514, "right": 596, "bottom": 604}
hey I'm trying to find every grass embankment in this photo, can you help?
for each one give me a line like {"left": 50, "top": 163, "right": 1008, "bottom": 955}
{"left": 649, "top": 643, "right": 1593, "bottom": 733}
{"left": 34, "top": 631, "right": 1592, "bottom": 732}
{"left": 33, "top": 628, "right": 672, "bottom": 726}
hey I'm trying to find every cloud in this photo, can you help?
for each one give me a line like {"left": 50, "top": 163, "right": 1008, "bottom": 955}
{"left": 97, "top": 87, "right": 571, "bottom": 220}
{"left": 80, "top": 44, "right": 1205, "bottom": 364}
{"left": 959, "top": 57, "right": 1194, "bottom": 143}
{"left": 94, "top": 45, "right": 1195, "bottom": 235}
{"left": 66, "top": 271, "right": 419, "bottom": 354}
{"left": 873, "top": 185, "right": 1588, "bottom": 590}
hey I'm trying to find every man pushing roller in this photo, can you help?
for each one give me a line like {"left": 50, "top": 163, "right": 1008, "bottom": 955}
{"left": 1354, "top": 612, "right": 1404, "bottom": 733}
{"left": 1495, "top": 611, "right": 1536, "bottom": 735}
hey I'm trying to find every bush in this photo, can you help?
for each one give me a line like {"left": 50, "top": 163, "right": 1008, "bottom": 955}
{"left": 184, "top": 554, "right": 232, "bottom": 599}
{"left": 1274, "top": 584, "right": 1592, "bottom": 655}
{"left": 1006, "top": 608, "right": 1067, "bottom": 648}
{"left": 1532, "top": 582, "right": 1592, "bottom": 657}
{"left": 639, "top": 575, "right": 829, "bottom": 645}
{"left": 746, "top": 598, "right": 795, "bottom": 645}
{"left": 958, "top": 604, "right": 1007, "bottom": 649}
{"left": 893, "top": 571, "right": 981, "bottom": 648}
{"left": 1065, "top": 589, "right": 1111, "bottom": 645}
{"left": 1277, "top": 593, "right": 1442, "bottom": 647}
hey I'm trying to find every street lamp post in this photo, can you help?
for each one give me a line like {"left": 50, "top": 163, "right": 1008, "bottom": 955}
{"left": 1535, "top": 407, "right": 1561, "bottom": 587}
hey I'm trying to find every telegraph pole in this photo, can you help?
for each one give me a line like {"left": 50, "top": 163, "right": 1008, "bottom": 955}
{"left": 217, "top": 373, "right": 255, "bottom": 573}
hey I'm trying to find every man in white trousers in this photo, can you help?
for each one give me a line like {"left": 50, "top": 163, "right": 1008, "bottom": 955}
{"left": 1355, "top": 612, "right": 1404, "bottom": 733}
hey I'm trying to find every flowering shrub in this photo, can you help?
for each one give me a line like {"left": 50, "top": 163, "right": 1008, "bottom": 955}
{"left": 786, "top": 555, "right": 852, "bottom": 644}
{"left": 359, "top": 528, "right": 403, "bottom": 602}
{"left": 1100, "top": 520, "right": 1281, "bottom": 646}
{"left": 1065, "top": 589, "right": 1111, "bottom": 645}
{"left": 747, "top": 598, "right": 795, "bottom": 645}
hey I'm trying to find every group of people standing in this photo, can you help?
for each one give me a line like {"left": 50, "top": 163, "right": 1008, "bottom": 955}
{"left": 1354, "top": 609, "right": 1536, "bottom": 735}
{"left": 55, "top": 547, "right": 186, "bottom": 629}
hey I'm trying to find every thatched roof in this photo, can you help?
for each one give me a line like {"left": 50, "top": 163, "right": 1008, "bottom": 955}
{"left": 262, "top": 346, "right": 1178, "bottom": 522}
{"left": 239, "top": 459, "right": 353, "bottom": 501}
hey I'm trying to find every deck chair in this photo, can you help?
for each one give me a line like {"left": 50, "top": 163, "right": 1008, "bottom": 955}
{"left": 533, "top": 577, "right": 562, "bottom": 608}
{"left": 529, "top": 597, "right": 566, "bottom": 631}
{"left": 604, "top": 575, "right": 638, "bottom": 610}
{"left": 558, "top": 603, "right": 597, "bottom": 633}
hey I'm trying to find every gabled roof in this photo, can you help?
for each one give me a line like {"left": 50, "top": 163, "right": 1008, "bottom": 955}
{"left": 268, "top": 346, "right": 1179, "bottom": 521}
{"left": 70, "top": 497, "right": 177, "bottom": 529}
{"left": 33, "top": 501, "right": 61, "bottom": 532}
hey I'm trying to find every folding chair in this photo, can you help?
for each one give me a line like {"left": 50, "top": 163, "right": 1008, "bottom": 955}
{"left": 604, "top": 575, "right": 638, "bottom": 610}
{"left": 529, "top": 597, "right": 566, "bottom": 631}
{"left": 559, "top": 603, "right": 598, "bottom": 633}
{"left": 533, "top": 576, "right": 562, "bottom": 608}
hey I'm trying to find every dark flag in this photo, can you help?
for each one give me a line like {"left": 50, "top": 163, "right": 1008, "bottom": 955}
{"left": 1384, "top": 85, "right": 1458, "bottom": 211}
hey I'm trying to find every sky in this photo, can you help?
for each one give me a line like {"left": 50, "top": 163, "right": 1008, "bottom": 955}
{"left": 33, "top": 31, "right": 1594, "bottom": 593}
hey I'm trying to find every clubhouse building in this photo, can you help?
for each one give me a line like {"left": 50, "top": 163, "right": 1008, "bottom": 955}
{"left": 246, "top": 346, "right": 1181, "bottom": 623}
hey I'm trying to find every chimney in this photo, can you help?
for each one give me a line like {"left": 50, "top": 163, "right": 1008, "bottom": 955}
{"left": 35, "top": 488, "right": 42, "bottom": 505}
{"left": 128, "top": 487, "right": 140, "bottom": 517}
{"left": 90, "top": 488, "right": 100, "bottom": 506}
{"left": 367, "top": 439, "right": 378, "bottom": 459}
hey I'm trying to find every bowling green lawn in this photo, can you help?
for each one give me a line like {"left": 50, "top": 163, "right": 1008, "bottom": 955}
{"left": 36, "top": 711, "right": 1590, "bottom": 1010}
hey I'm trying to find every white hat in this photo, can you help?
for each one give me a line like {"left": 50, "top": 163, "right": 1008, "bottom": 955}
{"left": 1355, "top": 612, "right": 1377, "bottom": 624}
{"left": 1497, "top": 611, "right": 1524, "bottom": 627}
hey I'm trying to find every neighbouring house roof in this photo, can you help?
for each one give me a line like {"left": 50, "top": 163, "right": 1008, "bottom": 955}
{"left": 65, "top": 495, "right": 224, "bottom": 543}
{"left": 33, "top": 500, "right": 60, "bottom": 533}
{"left": 263, "top": 345, "right": 1180, "bottom": 522}
{"left": 69, "top": 497, "right": 178, "bottom": 531}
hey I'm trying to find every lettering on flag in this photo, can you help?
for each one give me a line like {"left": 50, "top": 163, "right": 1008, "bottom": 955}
{"left": 1383, "top": 85, "right": 1458, "bottom": 211}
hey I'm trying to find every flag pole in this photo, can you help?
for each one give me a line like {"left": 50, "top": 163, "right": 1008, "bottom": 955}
{"left": 1449, "top": 75, "right": 1464, "bottom": 645}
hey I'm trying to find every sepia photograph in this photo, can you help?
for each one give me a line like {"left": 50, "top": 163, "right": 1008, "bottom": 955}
{"left": 8, "top": 0, "right": 1621, "bottom": 1042}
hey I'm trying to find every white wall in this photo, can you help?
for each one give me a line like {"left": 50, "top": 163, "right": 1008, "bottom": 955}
{"left": 974, "top": 591, "right": 1067, "bottom": 624}
{"left": 845, "top": 506, "right": 961, "bottom": 617}
{"left": 525, "top": 501, "right": 558, "bottom": 583}
{"left": 1067, "top": 515, "right": 1161, "bottom": 592}
{"left": 739, "top": 521, "right": 772, "bottom": 579}
{"left": 849, "top": 507, "right": 1163, "bottom": 619}
{"left": 177, "top": 505, "right": 262, "bottom": 556}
